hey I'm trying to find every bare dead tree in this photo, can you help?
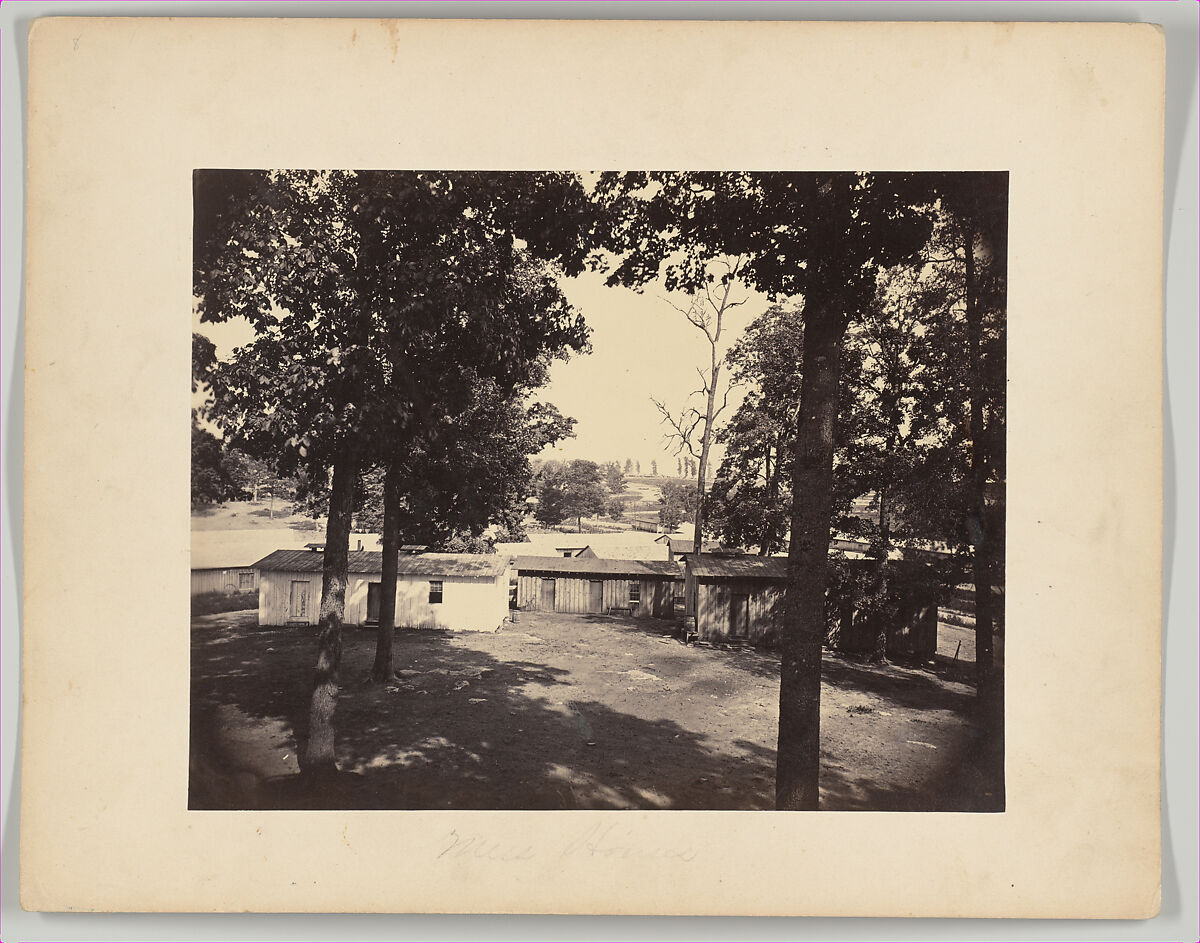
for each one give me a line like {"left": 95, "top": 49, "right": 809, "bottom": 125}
{"left": 652, "top": 255, "right": 747, "bottom": 554}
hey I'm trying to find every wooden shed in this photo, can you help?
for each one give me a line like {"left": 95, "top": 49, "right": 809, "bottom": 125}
{"left": 253, "top": 549, "right": 511, "bottom": 632}
{"left": 685, "top": 554, "right": 790, "bottom": 644}
{"left": 514, "top": 556, "right": 681, "bottom": 618}
{"left": 190, "top": 566, "right": 257, "bottom": 596}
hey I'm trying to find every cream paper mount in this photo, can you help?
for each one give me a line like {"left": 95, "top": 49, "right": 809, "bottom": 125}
{"left": 21, "top": 18, "right": 1163, "bottom": 916}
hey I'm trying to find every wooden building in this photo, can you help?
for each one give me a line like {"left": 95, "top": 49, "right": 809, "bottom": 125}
{"left": 685, "top": 554, "right": 789, "bottom": 644}
{"left": 253, "top": 548, "right": 510, "bottom": 632}
{"left": 655, "top": 535, "right": 721, "bottom": 564}
{"left": 514, "top": 556, "right": 681, "bottom": 618}
{"left": 190, "top": 565, "right": 257, "bottom": 596}
{"left": 685, "top": 553, "right": 941, "bottom": 656}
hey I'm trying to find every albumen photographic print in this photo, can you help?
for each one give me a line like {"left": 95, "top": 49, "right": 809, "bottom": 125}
{"left": 20, "top": 17, "right": 1164, "bottom": 917}
{"left": 189, "top": 169, "right": 1008, "bottom": 815}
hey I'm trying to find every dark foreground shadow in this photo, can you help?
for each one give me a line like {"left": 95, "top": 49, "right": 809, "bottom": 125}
{"left": 190, "top": 614, "right": 776, "bottom": 811}
{"left": 190, "top": 611, "right": 1000, "bottom": 812}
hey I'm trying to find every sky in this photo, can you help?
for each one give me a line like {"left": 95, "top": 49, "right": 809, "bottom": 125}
{"left": 194, "top": 270, "right": 774, "bottom": 476}
{"left": 535, "top": 269, "right": 766, "bottom": 473}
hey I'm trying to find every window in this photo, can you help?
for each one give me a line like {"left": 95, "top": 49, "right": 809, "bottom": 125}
{"left": 563, "top": 551, "right": 573, "bottom": 557}
{"left": 428, "top": 580, "right": 443, "bottom": 604}
{"left": 628, "top": 581, "right": 641, "bottom": 604}
{"left": 238, "top": 571, "right": 254, "bottom": 590}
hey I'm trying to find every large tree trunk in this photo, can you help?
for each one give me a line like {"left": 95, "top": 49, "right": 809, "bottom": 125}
{"left": 776, "top": 305, "right": 844, "bottom": 810}
{"left": 963, "top": 220, "right": 1005, "bottom": 805}
{"left": 302, "top": 443, "right": 359, "bottom": 778}
{"left": 370, "top": 461, "right": 403, "bottom": 682}
{"left": 964, "top": 228, "right": 995, "bottom": 687}
{"left": 868, "top": 483, "right": 891, "bottom": 663}
{"left": 759, "top": 442, "right": 776, "bottom": 556}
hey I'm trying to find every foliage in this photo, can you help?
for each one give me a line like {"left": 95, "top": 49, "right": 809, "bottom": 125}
{"left": 534, "top": 460, "right": 608, "bottom": 529}
{"left": 657, "top": 479, "right": 697, "bottom": 532}
{"left": 191, "top": 418, "right": 240, "bottom": 507}
{"left": 195, "top": 169, "right": 596, "bottom": 768}
{"left": 602, "top": 461, "right": 626, "bottom": 494}
{"left": 606, "top": 498, "right": 626, "bottom": 520}
{"left": 351, "top": 383, "right": 576, "bottom": 548}
{"left": 197, "top": 170, "right": 592, "bottom": 484}
{"left": 703, "top": 303, "right": 803, "bottom": 554}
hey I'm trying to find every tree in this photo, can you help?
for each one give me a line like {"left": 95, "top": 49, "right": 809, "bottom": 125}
{"left": 624, "top": 458, "right": 633, "bottom": 474}
{"left": 593, "top": 171, "right": 936, "bottom": 809}
{"left": 657, "top": 479, "right": 697, "bottom": 532}
{"left": 635, "top": 460, "right": 641, "bottom": 474}
{"left": 650, "top": 460, "right": 657, "bottom": 476}
{"left": 703, "top": 304, "right": 803, "bottom": 557}
{"left": 603, "top": 460, "right": 626, "bottom": 494}
{"left": 650, "top": 256, "right": 747, "bottom": 565}
{"left": 196, "top": 169, "right": 592, "bottom": 772}
{"left": 535, "top": 460, "right": 608, "bottom": 531}
{"left": 606, "top": 498, "right": 626, "bottom": 520}
{"left": 191, "top": 419, "right": 239, "bottom": 508}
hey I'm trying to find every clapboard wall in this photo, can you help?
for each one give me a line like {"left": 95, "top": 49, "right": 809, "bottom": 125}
{"left": 191, "top": 567, "right": 257, "bottom": 596}
{"left": 516, "top": 574, "right": 675, "bottom": 617}
{"left": 692, "top": 577, "right": 787, "bottom": 644}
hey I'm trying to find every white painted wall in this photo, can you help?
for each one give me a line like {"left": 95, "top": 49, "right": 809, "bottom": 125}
{"left": 258, "top": 568, "right": 510, "bottom": 632}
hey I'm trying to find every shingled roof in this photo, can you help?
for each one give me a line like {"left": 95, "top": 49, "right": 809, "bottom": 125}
{"left": 252, "top": 549, "right": 508, "bottom": 578}
{"left": 514, "top": 555, "right": 683, "bottom": 579}
{"left": 688, "top": 554, "right": 790, "bottom": 580}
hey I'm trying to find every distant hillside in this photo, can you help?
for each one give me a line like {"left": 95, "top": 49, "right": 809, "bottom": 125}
{"left": 191, "top": 499, "right": 323, "bottom": 533}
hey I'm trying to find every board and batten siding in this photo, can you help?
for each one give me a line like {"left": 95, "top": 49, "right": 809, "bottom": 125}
{"left": 515, "top": 574, "right": 674, "bottom": 617}
{"left": 257, "top": 569, "right": 509, "bottom": 632}
{"left": 191, "top": 567, "right": 257, "bottom": 596}
{"left": 694, "top": 578, "right": 787, "bottom": 644}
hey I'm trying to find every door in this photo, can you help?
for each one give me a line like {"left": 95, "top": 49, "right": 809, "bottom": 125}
{"left": 289, "top": 580, "right": 311, "bottom": 622}
{"left": 540, "top": 578, "right": 556, "bottom": 611}
{"left": 730, "top": 593, "right": 750, "bottom": 639}
{"left": 589, "top": 580, "right": 604, "bottom": 613}
{"left": 366, "top": 582, "right": 381, "bottom": 623}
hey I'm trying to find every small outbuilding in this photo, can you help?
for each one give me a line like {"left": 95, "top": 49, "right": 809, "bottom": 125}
{"left": 685, "top": 553, "right": 942, "bottom": 657}
{"left": 685, "top": 554, "right": 790, "bottom": 644}
{"left": 253, "top": 548, "right": 511, "bottom": 632}
{"left": 514, "top": 556, "right": 681, "bottom": 618}
{"left": 655, "top": 535, "right": 722, "bottom": 564}
{"left": 191, "top": 565, "right": 257, "bottom": 597}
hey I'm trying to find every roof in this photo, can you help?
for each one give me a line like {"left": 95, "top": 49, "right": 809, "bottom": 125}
{"left": 514, "top": 556, "right": 683, "bottom": 579}
{"left": 660, "top": 538, "right": 721, "bottom": 554}
{"left": 494, "top": 531, "right": 672, "bottom": 561}
{"left": 191, "top": 529, "right": 382, "bottom": 570}
{"left": 688, "top": 554, "right": 790, "bottom": 580}
{"left": 252, "top": 549, "right": 509, "bottom": 578}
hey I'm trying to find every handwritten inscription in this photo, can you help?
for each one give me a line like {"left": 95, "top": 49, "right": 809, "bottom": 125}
{"left": 436, "top": 823, "right": 699, "bottom": 863}
{"left": 437, "top": 828, "right": 536, "bottom": 862}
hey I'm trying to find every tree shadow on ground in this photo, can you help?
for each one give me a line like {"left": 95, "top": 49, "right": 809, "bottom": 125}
{"left": 575, "top": 613, "right": 785, "bottom": 682}
{"left": 190, "top": 613, "right": 776, "bottom": 811}
{"left": 817, "top": 731, "right": 1001, "bottom": 812}
{"left": 820, "top": 653, "right": 977, "bottom": 714}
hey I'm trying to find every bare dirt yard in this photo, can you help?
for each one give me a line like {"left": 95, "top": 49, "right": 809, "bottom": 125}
{"left": 190, "top": 609, "right": 999, "bottom": 811}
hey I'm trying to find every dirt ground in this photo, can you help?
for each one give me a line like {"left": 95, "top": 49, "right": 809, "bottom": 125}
{"left": 190, "top": 609, "right": 1000, "bottom": 811}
